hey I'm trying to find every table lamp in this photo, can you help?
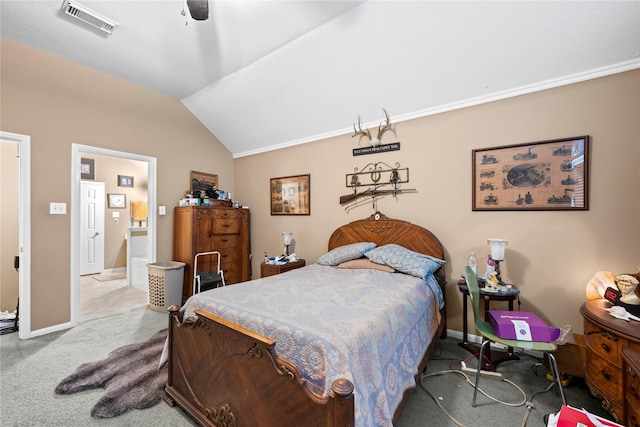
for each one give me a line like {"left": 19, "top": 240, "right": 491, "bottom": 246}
{"left": 487, "top": 238, "right": 508, "bottom": 285}
{"left": 283, "top": 231, "right": 293, "bottom": 256}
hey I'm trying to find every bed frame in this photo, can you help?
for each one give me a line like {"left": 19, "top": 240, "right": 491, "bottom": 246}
{"left": 164, "top": 211, "right": 447, "bottom": 427}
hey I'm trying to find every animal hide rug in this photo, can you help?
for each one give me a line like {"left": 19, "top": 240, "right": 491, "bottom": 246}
{"left": 54, "top": 329, "right": 167, "bottom": 418}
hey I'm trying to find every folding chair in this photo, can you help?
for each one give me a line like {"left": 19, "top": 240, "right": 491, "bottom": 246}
{"left": 193, "top": 251, "right": 225, "bottom": 295}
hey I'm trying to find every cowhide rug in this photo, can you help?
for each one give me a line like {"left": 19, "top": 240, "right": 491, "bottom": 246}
{"left": 55, "top": 329, "right": 168, "bottom": 418}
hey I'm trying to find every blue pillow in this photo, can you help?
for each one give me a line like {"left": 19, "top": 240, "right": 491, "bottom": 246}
{"left": 364, "top": 244, "right": 445, "bottom": 280}
{"left": 317, "top": 242, "right": 377, "bottom": 266}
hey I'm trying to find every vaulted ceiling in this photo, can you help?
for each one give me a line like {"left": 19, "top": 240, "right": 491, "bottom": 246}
{"left": 2, "top": 1, "right": 639, "bottom": 157}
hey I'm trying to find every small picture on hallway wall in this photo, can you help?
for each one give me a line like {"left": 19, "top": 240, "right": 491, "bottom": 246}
{"left": 80, "top": 158, "right": 94, "bottom": 180}
{"left": 107, "top": 193, "right": 126, "bottom": 209}
{"left": 118, "top": 175, "right": 134, "bottom": 188}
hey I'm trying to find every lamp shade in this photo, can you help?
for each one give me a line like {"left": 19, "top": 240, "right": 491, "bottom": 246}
{"left": 487, "top": 239, "right": 508, "bottom": 261}
{"left": 131, "top": 201, "right": 148, "bottom": 219}
{"left": 283, "top": 231, "right": 293, "bottom": 245}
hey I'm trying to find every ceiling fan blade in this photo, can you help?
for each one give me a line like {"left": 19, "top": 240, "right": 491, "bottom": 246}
{"left": 187, "top": 0, "right": 208, "bottom": 21}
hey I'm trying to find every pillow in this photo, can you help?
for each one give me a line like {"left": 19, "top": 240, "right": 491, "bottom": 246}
{"left": 336, "top": 258, "right": 395, "bottom": 273}
{"left": 317, "top": 242, "right": 377, "bottom": 266}
{"left": 364, "top": 244, "right": 445, "bottom": 280}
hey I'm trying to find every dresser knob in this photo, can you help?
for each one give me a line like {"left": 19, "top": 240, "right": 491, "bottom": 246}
{"left": 601, "top": 370, "right": 610, "bottom": 380}
{"left": 601, "top": 343, "right": 610, "bottom": 352}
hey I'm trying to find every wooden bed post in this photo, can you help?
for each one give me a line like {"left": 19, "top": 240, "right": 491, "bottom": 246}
{"left": 331, "top": 379, "right": 355, "bottom": 427}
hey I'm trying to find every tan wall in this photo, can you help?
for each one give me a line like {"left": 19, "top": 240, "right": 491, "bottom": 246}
{"left": 235, "top": 70, "right": 640, "bottom": 335}
{"left": 1, "top": 139, "right": 20, "bottom": 312}
{"left": 1, "top": 38, "right": 235, "bottom": 330}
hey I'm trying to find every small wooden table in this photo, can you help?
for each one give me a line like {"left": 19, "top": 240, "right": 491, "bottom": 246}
{"left": 260, "top": 259, "right": 306, "bottom": 278}
{"left": 458, "top": 277, "right": 521, "bottom": 370}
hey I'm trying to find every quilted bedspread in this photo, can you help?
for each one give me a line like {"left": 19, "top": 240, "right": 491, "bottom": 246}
{"left": 180, "top": 263, "right": 443, "bottom": 427}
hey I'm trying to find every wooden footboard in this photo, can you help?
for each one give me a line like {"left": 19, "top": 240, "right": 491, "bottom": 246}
{"left": 164, "top": 305, "right": 355, "bottom": 427}
{"left": 164, "top": 304, "right": 445, "bottom": 427}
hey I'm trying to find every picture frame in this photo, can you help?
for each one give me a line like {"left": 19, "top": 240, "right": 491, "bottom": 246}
{"left": 472, "top": 136, "right": 589, "bottom": 211}
{"left": 118, "top": 175, "right": 134, "bottom": 187}
{"left": 270, "top": 174, "right": 310, "bottom": 215}
{"left": 107, "top": 193, "right": 126, "bottom": 209}
{"left": 190, "top": 171, "right": 219, "bottom": 197}
{"left": 80, "top": 158, "right": 94, "bottom": 180}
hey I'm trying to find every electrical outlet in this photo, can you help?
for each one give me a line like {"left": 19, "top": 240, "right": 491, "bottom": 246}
{"left": 159, "top": 205, "right": 166, "bottom": 215}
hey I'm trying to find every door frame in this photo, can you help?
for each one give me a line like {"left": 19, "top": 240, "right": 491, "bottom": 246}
{"left": 70, "top": 144, "right": 157, "bottom": 326}
{"left": 1, "top": 131, "right": 31, "bottom": 339}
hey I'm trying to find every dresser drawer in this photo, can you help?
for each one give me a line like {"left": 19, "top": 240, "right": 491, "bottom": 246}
{"left": 213, "top": 209, "right": 239, "bottom": 220}
{"left": 218, "top": 247, "right": 237, "bottom": 264}
{"left": 584, "top": 320, "right": 621, "bottom": 366}
{"left": 213, "top": 218, "right": 239, "bottom": 234}
{"left": 212, "top": 235, "right": 238, "bottom": 249}
{"left": 585, "top": 350, "right": 620, "bottom": 400}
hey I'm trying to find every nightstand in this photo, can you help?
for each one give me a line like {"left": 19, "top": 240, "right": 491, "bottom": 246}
{"left": 260, "top": 259, "right": 306, "bottom": 278}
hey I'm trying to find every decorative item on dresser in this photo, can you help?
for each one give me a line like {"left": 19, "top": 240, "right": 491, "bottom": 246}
{"left": 580, "top": 299, "right": 640, "bottom": 423}
{"left": 173, "top": 206, "right": 250, "bottom": 302}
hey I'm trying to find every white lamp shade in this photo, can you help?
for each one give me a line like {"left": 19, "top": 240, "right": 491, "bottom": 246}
{"left": 487, "top": 239, "right": 508, "bottom": 261}
{"left": 283, "top": 232, "right": 293, "bottom": 245}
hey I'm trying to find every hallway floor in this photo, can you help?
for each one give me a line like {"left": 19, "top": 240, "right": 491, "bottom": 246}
{"left": 80, "top": 274, "right": 148, "bottom": 322}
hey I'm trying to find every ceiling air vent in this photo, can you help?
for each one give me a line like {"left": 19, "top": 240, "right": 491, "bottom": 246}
{"left": 61, "top": 0, "right": 118, "bottom": 35}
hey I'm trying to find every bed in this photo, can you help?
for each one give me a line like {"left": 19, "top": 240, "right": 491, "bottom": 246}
{"left": 163, "top": 211, "right": 447, "bottom": 427}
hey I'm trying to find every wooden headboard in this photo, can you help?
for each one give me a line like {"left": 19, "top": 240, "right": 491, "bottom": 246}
{"left": 328, "top": 211, "right": 446, "bottom": 285}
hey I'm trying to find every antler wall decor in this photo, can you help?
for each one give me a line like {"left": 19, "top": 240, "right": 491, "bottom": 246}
{"left": 352, "top": 109, "right": 394, "bottom": 147}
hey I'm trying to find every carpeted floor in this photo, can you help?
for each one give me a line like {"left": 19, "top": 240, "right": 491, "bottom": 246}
{"left": 0, "top": 306, "right": 616, "bottom": 427}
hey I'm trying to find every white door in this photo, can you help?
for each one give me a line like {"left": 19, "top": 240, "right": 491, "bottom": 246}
{"left": 80, "top": 181, "right": 105, "bottom": 275}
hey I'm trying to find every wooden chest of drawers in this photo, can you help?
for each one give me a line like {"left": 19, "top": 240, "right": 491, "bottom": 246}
{"left": 173, "top": 206, "right": 251, "bottom": 302}
{"left": 624, "top": 349, "right": 640, "bottom": 427}
{"left": 580, "top": 299, "right": 640, "bottom": 423}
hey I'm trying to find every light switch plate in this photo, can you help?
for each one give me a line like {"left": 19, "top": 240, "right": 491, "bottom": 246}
{"left": 112, "top": 211, "right": 120, "bottom": 218}
{"left": 159, "top": 205, "right": 166, "bottom": 215}
{"left": 49, "top": 202, "right": 67, "bottom": 215}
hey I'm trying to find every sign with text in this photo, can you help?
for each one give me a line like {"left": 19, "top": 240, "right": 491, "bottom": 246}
{"left": 353, "top": 142, "right": 400, "bottom": 156}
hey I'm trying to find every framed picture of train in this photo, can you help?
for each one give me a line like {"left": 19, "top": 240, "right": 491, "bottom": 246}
{"left": 472, "top": 136, "right": 590, "bottom": 211}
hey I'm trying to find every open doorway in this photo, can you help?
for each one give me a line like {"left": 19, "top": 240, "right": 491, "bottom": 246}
{"left": 70, "top": 144, "right": 157, "bottom": 327}
{"left": 0, "top": 131, "right": 30, "bottom": 339}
